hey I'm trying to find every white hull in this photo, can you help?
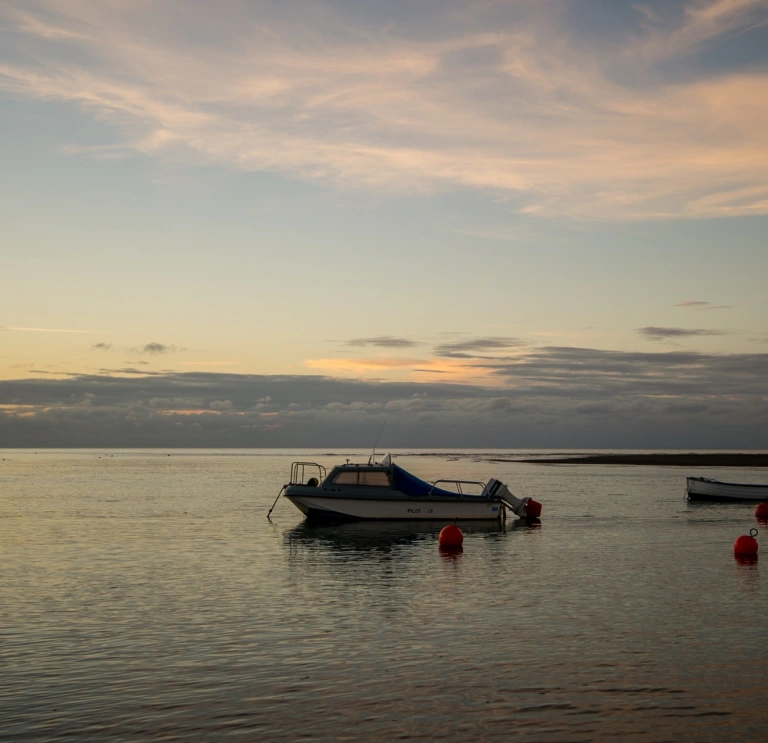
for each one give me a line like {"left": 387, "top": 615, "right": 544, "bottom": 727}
{"left": 686, "top": 477, "right": 768, "bottom": 502}
{"left": 285, "top": 494, "right": 503, "bottom": 521}
{"left": 271, "top": 455, "right": 540, "bottom": 522}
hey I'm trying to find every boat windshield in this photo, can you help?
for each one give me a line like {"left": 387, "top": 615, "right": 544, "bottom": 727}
{"left": 331, "top": 470, "right": 391, "bottom": 487}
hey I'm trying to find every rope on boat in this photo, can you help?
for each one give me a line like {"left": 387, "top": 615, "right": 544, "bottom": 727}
{"left": 267, "top": 486, "right": 285, "bottom": 519}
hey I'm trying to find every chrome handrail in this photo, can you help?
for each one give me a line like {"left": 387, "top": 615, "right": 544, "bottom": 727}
{"left": 428, "top": 479, "right": 487, "bottom": 496}
{"left": 289, "top": 461, "right": 327, "bottom": 485}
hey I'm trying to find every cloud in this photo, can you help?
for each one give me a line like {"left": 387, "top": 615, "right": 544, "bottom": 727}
{"left": 674, "top": 300, "right": 735, "bottom": 309}
{"left": 91, "top": 342, "right": 113, "bottom": 351}
{"left": 478, "top": 345, "right": 768, "bottom": 399}
{"left": 0, "top": 0, "right": 766, "bottom": 219}
{"left": 135, "top": 342, "right": 178, "bottom": 355}
{"left": 434, "top": 337, "right": 526, "bottom": 358}
{"left": 148, "top": 398, "right": 172, "bottom": 409}
{"left": 302, "top": 355, "right": 483, "bottom": 382}
{"left": 2, "top": 350, "right": 766, "bottom": 447}
{"left": 637, "top": 326, "right": 733, "bottom": 340}
{"left": 346, "top": 336, "right": 419, "bottom": 348}
{"left": 177, "top": 361, "right": 239, "bottom": 366}
{"left": 304, "top": 357, "right": 431, "bottom": 372}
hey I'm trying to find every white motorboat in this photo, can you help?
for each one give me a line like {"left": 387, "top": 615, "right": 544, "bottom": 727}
{"left": 269, "top": 454, "right": 542, "bottom": 522}
{"left": 686, "top": 476, "right": 768, "bottom": 502}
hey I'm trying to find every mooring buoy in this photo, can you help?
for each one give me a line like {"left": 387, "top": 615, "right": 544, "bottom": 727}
{"left": 439, "top": 524, "right": 464, "bottom": 548}
{"left": 734, "top": 528, "right": 759, "bottom": 557}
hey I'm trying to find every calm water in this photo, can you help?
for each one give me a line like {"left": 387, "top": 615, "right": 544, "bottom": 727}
{"left": 1, "top": 449, "right": 767, "bottom": 742}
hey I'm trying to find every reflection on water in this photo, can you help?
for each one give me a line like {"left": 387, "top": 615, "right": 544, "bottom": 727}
{"left": 1, "top": 449, "right": 767, "bottom": 742}
{"left": 734, "top": 554, "right": 759, "bottom": 566}
{"left": 284, "top": 518, "right": 510, "bottom": 551}
{"left": 438, "top": 544, "right": 463, "bottom": 561}
{"left": 733, "top": 556, "right": 760, "bottom": 596}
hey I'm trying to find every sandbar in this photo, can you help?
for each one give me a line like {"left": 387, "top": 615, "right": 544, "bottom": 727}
{"left": 517, "top": 453, "right": 768, "bottom": 467}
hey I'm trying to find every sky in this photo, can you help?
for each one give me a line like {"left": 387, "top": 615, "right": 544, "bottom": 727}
{"left": 1, "top": 0, "right": 767, "bottom": 448}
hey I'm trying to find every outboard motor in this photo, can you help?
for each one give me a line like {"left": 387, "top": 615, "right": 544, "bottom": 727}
{"left": 485, "top": 478, "right": 542, "bottom": 519}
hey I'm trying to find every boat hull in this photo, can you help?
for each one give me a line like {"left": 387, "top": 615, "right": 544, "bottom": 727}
{"left": 285, "top": 490, "right": 503, "bottom": 521}
{"left": 686, "top": 477, "right": 768, "bottom": 502}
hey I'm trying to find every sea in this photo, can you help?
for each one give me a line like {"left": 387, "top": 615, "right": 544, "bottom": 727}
{"left": 1, "top": 448, "right": 767, "bottom": 742}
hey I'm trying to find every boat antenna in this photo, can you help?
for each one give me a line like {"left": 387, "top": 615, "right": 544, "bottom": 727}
{"left": 369, "top": 416, "right": 388, "bottom": 465}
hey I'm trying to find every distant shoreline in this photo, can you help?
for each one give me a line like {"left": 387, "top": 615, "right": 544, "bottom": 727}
{"left": 515, "top": 453, "right": 768, "bottom": 467}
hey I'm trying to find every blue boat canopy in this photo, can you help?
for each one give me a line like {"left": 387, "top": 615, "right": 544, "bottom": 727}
{"left": 391, "top": 464, "right": 459, "bottom": 496}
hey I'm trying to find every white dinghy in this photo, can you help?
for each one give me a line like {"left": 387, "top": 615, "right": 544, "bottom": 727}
{"left": 686, "top": 476, "right": 768, "bottom": 502}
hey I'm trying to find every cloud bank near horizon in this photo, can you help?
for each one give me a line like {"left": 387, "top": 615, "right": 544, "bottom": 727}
{"left": 1, "top": 0, "right": 767, "bottom": 220}
{"left": 637, "top": 326, "right": 734, "bottom": 340}
{"left": 2, "top": 346, "right": 767, "bottom": 448}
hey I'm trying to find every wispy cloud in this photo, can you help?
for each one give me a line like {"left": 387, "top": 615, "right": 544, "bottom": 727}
{"left": 345, "top": 336, "right": 420, "bottom": 348}
{"left": 306, "top": 336, "right": 528, "bottom": 380}
{"left": 637, "top": 326, "right": 733, "bottom": 340}
{"left": 0, "top": 0, "right": 766, "bottom": 219}
{"left": 304, "top": 357, "right": 430, "bottom": 373}
{"left": 177, "top": 361, "right": 240, "bottom": 366}
{"left": 674, "top": 300, "right": 735, "bottom": 309}
{"left": 434, "top": 337, "right": 526, "bottom": 358}
{"left": 302, "top": 355, "right": 488, "bottom": 383}
{"left": 91, "top": 342, "right": 113, "bottom": 350}
{"left": 131, "top": 343, "right": 179, "bottom": 355}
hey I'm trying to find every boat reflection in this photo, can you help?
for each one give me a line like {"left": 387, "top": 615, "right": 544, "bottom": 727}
{"left": 284, "top": 519, "right": 517, "bottom": 553}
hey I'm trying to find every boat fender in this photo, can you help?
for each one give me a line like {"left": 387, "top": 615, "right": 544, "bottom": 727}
{"left": 734, "top": 528, "right": 758, "bottom": 557}
{"left": 524, "top": 498, "right": 542, "bottom": 519}
{"left": 755, "top": 503, "right": 768, "bottom": 521}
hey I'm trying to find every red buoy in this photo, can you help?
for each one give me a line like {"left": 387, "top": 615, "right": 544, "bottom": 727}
{"left": 734, "top": 529, "right": 758, "bottom": 556}
{"left": 439, "top": 524, "right": 464, "bottom": 548}
{"left": 525, "top": 498, "right": 542, "bottom": 519}
{"left": 755, "top": 502, "right": 768, "bottom": 520}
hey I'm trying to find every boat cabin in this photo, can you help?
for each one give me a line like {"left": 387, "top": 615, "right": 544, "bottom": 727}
{"left": 288, "top": 455, "right": 485, "bottom": 498}
{"left": 325, "top": 465, "right": 392, "bottom": 488}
